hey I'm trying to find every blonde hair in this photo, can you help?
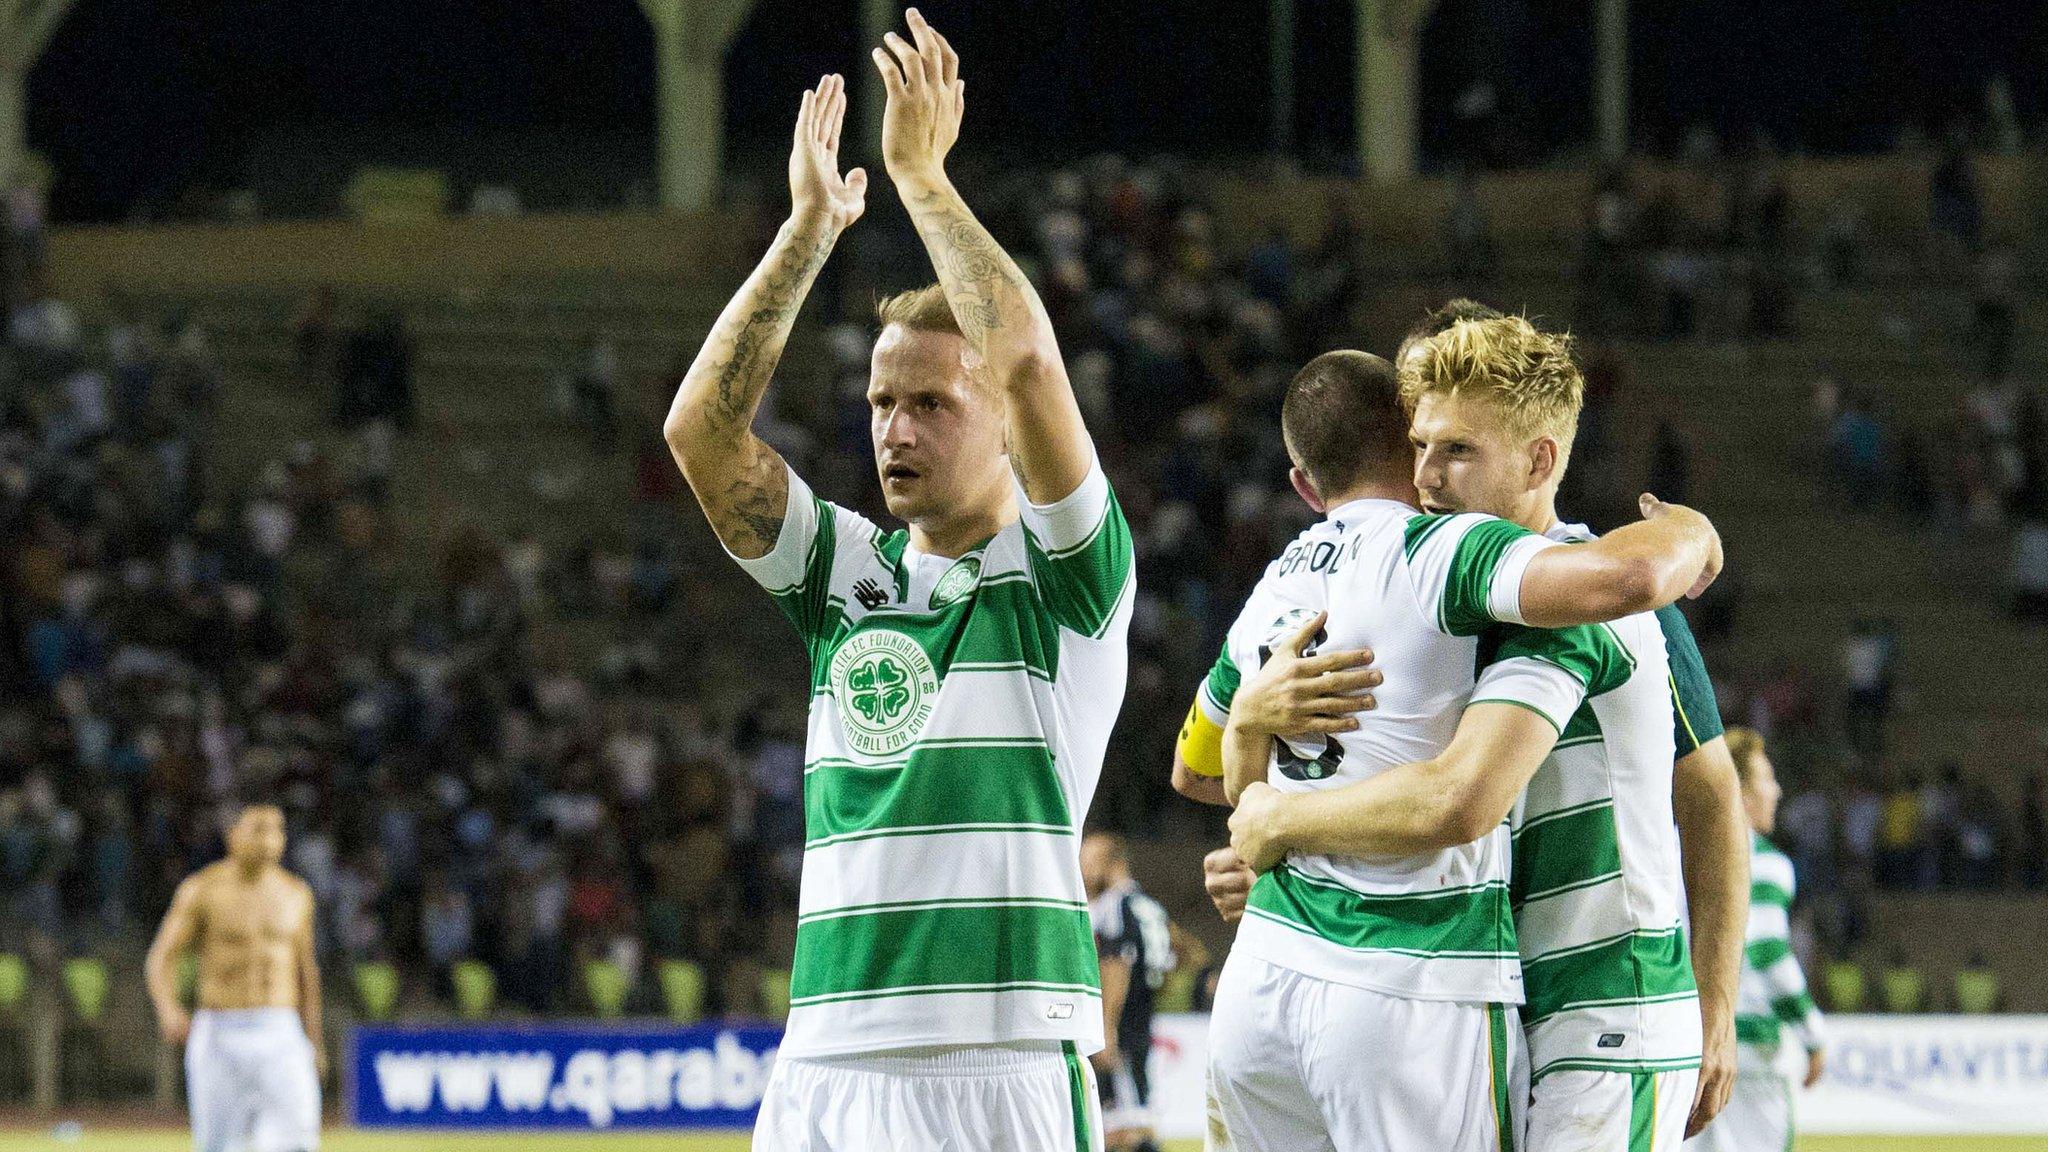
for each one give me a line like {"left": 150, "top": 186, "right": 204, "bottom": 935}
{"left": 1398, "top": 315, "right": 1583, "bottom": 459}
{"left": 1724, "top": 727, "right": 1766, "bottom": 783}
{"left": 875, "top": 284, "right": 962, "bottom": 337}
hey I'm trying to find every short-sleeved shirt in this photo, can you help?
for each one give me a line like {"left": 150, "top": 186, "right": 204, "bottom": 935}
{"left": 1512, "top": 523, "right": 1695, "bottom": 1081}
{"left": 730, "top": 460, "right": 1135, "bottom": 1058}
{"left": 1199, "top": 503, "right": 1617, "bottom": 1005}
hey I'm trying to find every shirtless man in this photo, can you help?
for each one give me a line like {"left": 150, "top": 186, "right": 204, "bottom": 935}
{"left": 146, "top": 804, "right": 323, "bottom": 1152}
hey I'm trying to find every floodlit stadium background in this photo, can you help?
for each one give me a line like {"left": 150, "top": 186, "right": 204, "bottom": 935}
{"left": 0, "top": 0, "right": 2045, "bottom": 1147}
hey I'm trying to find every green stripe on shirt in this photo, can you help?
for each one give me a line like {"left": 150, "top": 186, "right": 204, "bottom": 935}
{"left": 790, "top": 902, "right": 1099, "bottom": 1003}
{"left": 1246, "top": 865, "right": 1518, "bottom": 959}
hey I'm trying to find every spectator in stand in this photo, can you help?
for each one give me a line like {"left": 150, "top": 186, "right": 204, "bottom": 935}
{"left": 1842, "top": 618, "right": 1899, "bottom": 762}
{"left": 1973, "top": 236, "right": 2018, "bottom": 378}
{"left": 1828, "top": 394, "right": 1887, "bottom": 509}
{"left": 1877, "top": 772, "right": 1930, "bottom": 891}
{"left": 1953, "top": 778, "right": 2003, "bottom": 890}
{"left": 1777, "top": 783, "right": 1837, "bottom": 897}
{"left": 1841, "top": 777, "right": 1882, "bottom": 888}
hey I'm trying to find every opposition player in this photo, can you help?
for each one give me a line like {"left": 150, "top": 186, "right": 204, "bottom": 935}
{"left": 1198, "top": 351, "right": 1720, "bottom": 1150}
{"left": 1081, "top": 832, "right": 1173, "bottom": 1152}
{"left": 1685, "top": 728, "right": 1827, "bottom": 1152}
{"left": 145, "top": 804, "right": 323, "bottom": 1152}
{"left": 663, "top": 10, "right": 1131, "bottom": 1148}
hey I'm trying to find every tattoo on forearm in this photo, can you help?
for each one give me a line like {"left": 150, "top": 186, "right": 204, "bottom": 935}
{"left": 698, "top": 223, "right": 835, "bottom": 438}
{"left": 673, "top": 218, "right": 836, "bottom": 556}
{"left": 907, "top": 189, "right": 1022, "bottom": 347}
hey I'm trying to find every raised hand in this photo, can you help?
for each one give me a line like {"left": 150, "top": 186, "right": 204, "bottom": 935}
{"left": 871, "top": 7, "right": 965, "bottom": 191}
{"left": 789, "top": 73, "right": 866, "bottom": 233}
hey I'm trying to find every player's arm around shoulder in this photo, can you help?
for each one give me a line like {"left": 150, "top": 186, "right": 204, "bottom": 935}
{"left": 1229, "top": 639, "right": 1580, "bottom": 869}
{"left": 1518, "top": 494, "right": 1723, "bottom": 626}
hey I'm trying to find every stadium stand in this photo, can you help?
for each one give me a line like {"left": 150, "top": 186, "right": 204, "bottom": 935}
{"left": 1, "top": 147, "right": 2044, "bottom": 1105}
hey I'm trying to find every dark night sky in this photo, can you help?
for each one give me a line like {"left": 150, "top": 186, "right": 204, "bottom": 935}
{"left": 24, "top": 0, "right": 2046, "bottom": 221}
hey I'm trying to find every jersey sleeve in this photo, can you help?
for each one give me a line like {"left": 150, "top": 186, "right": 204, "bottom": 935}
{"left": 1477, "top": 620, "right": 1637, "bottom": 721}
{"left": 723, "top": 463, "right": 870, "bottom": 649}
{"left": 1656, "top": 605, "right": 1725, "bottom": 757}
{"left": 1020, "top": 458, "right": 1135, "bottom": 639}
{"left": 1177, "top": 643, "right": 1239, "bottom": 779}
{"left": 1467, "top": 627, "right": 1592, "bottom": 734}
{"left": 1402, "top": 513, "right": 1559, "bottom": 636}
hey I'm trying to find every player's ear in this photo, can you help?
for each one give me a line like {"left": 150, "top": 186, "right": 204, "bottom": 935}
{"left": 1289, "top": 466, "right": 1327, "bottom": 514}
{"left": 1527, "top": 436, "right": 1560, "bottom": 489}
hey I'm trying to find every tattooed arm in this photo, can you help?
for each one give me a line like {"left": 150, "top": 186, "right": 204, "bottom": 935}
{"left": 664, "top": 75, "right": 867, "bottom": 559}
{"left": 873, "top": 10, "right": 1093, "bottom": 504}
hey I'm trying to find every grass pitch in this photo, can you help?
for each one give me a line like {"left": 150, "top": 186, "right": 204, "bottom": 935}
{"left": 0, "top": 1130, "right": 2038, "bottom": 1151}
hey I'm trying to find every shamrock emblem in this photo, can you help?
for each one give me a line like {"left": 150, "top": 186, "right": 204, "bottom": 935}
{"left": 846, "top": 654, "right": 912, "bottom": 725}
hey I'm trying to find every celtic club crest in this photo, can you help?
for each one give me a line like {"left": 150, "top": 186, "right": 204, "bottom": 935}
{"left": 929, "top": 556, "right": 981, "bottom": 610}
{"left": 828, "top": 629, "right": 940, "bottom": 756}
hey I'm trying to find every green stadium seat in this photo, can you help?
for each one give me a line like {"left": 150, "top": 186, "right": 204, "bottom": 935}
{"left": 452, "top": 960, "right": 497, "bottom": 1020}
{"left": 0, "top": 953, "right": 28, "bottom": 1017}
{"left": 354, "top": 962, "right": 401, "bottom": 1021}
{"left": 1822, "top": 960, "right": 1866, "bottom": 1012}
{"left": 1879, "top": 963, "right": 1927, "bottom": 1014}
{"left": 658, "top": 960, "right": 705, "bottom": 1024}
{"left": 1953, "top": 966, "right": 2001, "bottom": 1014}
{"left": 1154, "top": 966, "right": 1196, "bottom": 1014}
{"left": 583, "top": 960, "right": 629, "bottom": 1019}
{"left": 61, "top": 958, "right": 109, "bottom": 1024}
{"left": 344, "top": 167, "right": 450, "bottom": 224}
{"left": 760, "top": 969, "right": 792, "bottom": 1022}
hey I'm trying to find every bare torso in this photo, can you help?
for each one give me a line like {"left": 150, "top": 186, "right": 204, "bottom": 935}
{"left": 188, "top": 862, "right": 314, "bottom": 1011}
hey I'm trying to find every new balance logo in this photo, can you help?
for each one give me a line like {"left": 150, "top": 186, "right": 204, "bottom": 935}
{"left": 1045, "top": 1002, "right": 1075, "bottom": 1020}
{"left": 853, "top": 579, "right": 889, "bottom": 611}
{"left": 1596, "top": 1033, "right": 1627, "bottom": 1049}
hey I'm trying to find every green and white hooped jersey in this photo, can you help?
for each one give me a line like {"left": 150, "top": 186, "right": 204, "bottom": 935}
{"left": 1512, "top": 523, "right": 1697, "bottom": 1082}
{"left": 731, "top": 461, "right": 1135, "bottom": 1059}
{"left": 1734, "top": 833, "right": 1824, "bottom": 1067}
{"left": 1200, "top": 503, "right": 1602, "bottom": 1005}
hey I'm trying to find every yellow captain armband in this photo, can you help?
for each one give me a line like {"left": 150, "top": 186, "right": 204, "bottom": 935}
{"left": 1177, "top": 697, "right": 1226, "bottom": 778}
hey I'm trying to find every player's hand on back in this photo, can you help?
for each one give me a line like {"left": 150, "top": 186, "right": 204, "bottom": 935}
{"left": 1639, "top": 492, "right": 1723, "bottom": 599}
{"left": 1232, "top": 611, "right": 1381, "bottom": 739}
{"left": 788, "top": 73, "right": 866, "bottom": 233}
{"left": 872, "top": 8, "right": 964, "bottom": 190}
{"left": 1202, "top": 846, "right": 1254, "bottom": 925}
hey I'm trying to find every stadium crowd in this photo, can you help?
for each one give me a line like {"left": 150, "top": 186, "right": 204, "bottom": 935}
{"left": 2, "top": 147, "right": 2045, "bottom": 1020}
